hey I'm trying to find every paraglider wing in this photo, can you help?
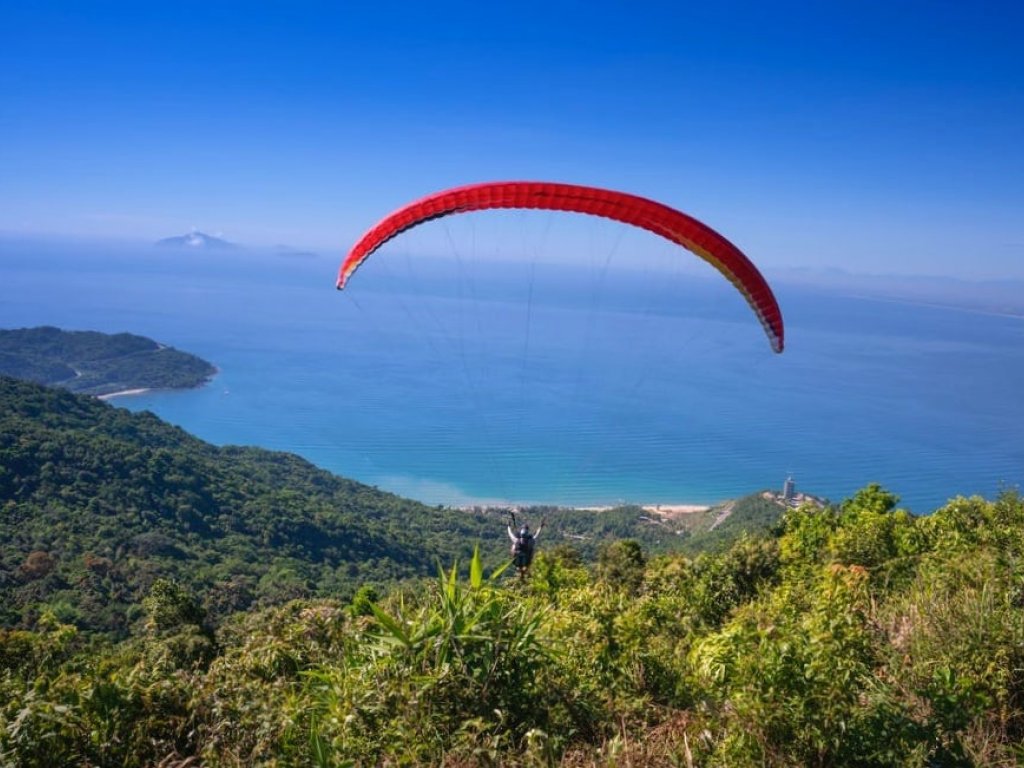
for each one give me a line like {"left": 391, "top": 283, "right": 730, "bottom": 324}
{"left": 337, "top": 181, "right": 784, "bottom": 353}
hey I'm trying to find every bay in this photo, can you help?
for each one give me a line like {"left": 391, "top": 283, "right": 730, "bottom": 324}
{"left": 1, "top": 237, "right": 1021, "bottom": 513}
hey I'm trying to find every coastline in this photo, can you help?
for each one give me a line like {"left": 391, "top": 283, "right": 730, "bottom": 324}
{"left": 96, "top": 369, "right": 218, "bottom": 402}
{"left": 641, "top": 503, "right": 711, "bottom": 517}
{"left": 97, "top": 387, "right": 152, "bottom": 400}
{"left": 461, "top": 502, "right": 713, "bottom": 516}
{"left": 576, "top": 503, "right": 711, "bottom": 517}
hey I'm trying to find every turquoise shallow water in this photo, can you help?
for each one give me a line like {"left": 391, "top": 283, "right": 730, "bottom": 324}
{"left": 2, "top": 239, "right": 1022, "bottom": 512}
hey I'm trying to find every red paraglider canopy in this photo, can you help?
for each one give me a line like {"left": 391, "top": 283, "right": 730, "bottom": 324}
{"left": 337, "top": 181, "right": 784, "bottom": 353}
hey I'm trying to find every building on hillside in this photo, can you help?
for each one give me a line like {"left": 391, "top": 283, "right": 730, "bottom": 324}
{"left": 782, "top": 475, "right": 796, "bottom": 502}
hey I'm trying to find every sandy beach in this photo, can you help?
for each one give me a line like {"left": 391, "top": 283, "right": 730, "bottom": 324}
{"left": 563, "top": 503, "right": 711, "bottom": 516}
{"left": 640, "top": 504, "right": 711, "bottom": 517}
{"left": 97, "top": 388, "right": 151, "bottom": 400}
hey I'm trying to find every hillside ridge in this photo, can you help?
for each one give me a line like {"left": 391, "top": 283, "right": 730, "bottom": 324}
{"left": 0, "top": 326, "right": 216, "bottom": 397}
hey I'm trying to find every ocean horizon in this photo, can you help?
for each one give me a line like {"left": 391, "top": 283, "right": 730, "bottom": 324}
{"left": 2, "top": 237, "right": 1022, "bottom": 513}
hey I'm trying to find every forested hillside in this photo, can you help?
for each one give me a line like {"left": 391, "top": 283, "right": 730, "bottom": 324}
{"left": 0, "top": 326, "right": 216, "bottom": 395}
{"left": 3, "top": 477, "right": 1023, "bottom": 765}
{"left": 12, "top": 375, "right": 1020, "bottom": 764}
{"left": 1, "top": 376, "right": 778, "bottom": 639}
{"left": 0, "top": 375, "right": 497, "bottom": 635}
{"left": 515, "top": 493, "right": 791, "bottom": 560}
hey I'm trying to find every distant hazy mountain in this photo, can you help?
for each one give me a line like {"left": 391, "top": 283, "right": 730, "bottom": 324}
{"left": 155, "top": 230, "right": 237, "bottom": 249}
{"left": 773, "top": 267, "right": 1024, "bottom": 316}
{"left": 274, "top": 244, "right": 320, "bottom": 259}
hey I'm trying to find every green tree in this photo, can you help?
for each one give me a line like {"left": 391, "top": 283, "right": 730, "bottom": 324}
{"left": 142, "top": 578, "right": 205, "bottom": 631}
{"left": 596, "top": 539, "right": 646, "bottom": 595}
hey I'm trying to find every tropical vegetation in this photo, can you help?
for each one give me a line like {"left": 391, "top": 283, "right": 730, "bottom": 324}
{"left": 3, "top": 376, "right": 1023, "bottom": 765}
{"left": 0, "top": 375, "right": 777, "bottom": 639}
{"left": 0, "top": 326, "right": 216, "bottom": 395}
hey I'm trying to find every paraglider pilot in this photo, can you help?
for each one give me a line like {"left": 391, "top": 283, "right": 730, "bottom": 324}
{"left": 507, "top": 511, "right": 545, "bottom": 578}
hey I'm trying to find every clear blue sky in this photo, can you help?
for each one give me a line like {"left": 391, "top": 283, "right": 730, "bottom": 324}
{"left": 2, "top": 1, "right": 1022, "bottom": 277}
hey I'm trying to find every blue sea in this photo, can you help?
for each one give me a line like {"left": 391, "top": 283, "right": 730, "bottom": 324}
{"left": 2, "top": 236, "right": 1022, "bottom": 513}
